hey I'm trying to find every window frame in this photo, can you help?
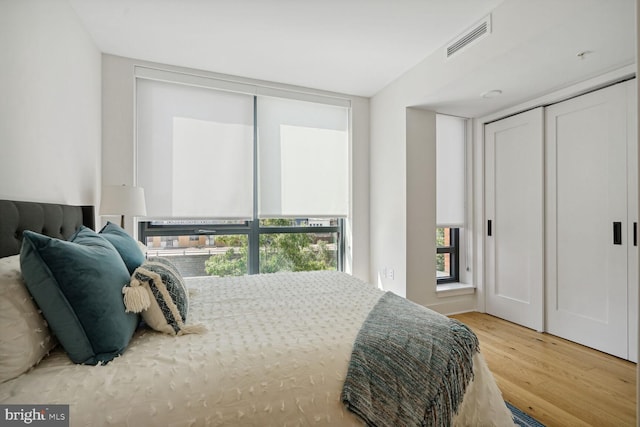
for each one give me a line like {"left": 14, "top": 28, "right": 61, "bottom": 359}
{"left": 136, "top": 91, "right": 347, "bottom": 275}
{"left": 436, "top": 227, "right": 460, "bottom": 284}
{"left": 138, "top": 219, "right": 344, "bottom": 275}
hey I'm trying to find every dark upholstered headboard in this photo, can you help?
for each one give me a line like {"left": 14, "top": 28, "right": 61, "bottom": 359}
{"left": 0, "top": 200, "right": 95, "bottom": 258}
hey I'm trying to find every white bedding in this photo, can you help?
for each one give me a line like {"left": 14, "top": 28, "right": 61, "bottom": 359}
{"left": 0, "top": 271, "right": 514, "bottom": 426}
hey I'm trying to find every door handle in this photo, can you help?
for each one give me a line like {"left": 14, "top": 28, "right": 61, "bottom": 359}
{"left": 613, "top": 222, "right": 622, "bottom": 245}
{"left": 488, "top": 220, "right": 492, "bottom": 237}
{"left": 634, "top": 222, "right": 637, "bottom": 247}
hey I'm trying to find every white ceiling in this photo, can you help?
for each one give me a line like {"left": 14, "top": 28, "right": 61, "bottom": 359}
{"left": 68, "top": 0, "right": 636, "bottom": 117}
{"left": 68, "top": 0, "right": 505, "bottom": 97}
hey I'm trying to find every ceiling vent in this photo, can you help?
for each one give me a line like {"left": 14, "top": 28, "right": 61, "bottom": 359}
{"left": 446, "top": 14, "right": 491, "bottom": 59}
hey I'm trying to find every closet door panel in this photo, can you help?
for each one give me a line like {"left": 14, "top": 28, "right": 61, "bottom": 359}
{"left": 555, "top": 102, "right": 620, "bottom": 320}
{"left": 546, "top": 82, "right": 629, "bottom": 358}
{"left": 627, "top": 79, "right": 638, "bottom": 362}
{"left": 485, "top": 107, "right": 544, "bottom": 331}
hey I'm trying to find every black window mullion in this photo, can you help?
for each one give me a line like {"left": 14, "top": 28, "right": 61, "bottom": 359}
{"left": 338, "top": 218, "right": 345, "bottom": 272}
{"left": 450, "top": 227, "right": 459, "bottom": 282}
{"left": 248, "top": 95, "right": 259, "bottom": 274}
{"left": 437, "top": 227, "right": 459, "bottom": 284}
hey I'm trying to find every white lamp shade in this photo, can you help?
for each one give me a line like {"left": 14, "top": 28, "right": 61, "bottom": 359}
{"left": 100, "top": 185, "right": 147, "bottom": 217}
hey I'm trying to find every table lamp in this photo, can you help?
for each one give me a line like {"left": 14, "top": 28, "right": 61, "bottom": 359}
{"left": 100, "top": 184, "right": 147, "bottom": 229}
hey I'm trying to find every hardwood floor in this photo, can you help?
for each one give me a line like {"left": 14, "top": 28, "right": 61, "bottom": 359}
{"left": 450, "top": 312, "right": 636, "bottom": 427}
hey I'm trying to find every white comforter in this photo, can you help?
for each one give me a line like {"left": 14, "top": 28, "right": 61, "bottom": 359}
{"left": 0, "top": 271, "right": 514, "bottom": 426}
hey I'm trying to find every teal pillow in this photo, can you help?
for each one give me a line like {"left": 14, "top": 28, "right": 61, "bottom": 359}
{"left": 19, "top": 227, "right": 139, "bottom": 365}
{"left": 99, "top": 221, "right": 146, "bottom": 274}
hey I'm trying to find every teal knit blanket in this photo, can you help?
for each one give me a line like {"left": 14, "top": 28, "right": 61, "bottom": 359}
{"left": 341, "top": 292, "right": 479, "bottom": 427}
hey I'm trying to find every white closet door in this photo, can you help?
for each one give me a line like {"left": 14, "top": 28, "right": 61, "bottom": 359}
{"left": 485, "top": 107, "right": 544, "bottom": 331}
{"left": 546, "top": 82, "right": 629, "bottom": 358}
{"left": 626, "top": 79, "right": 638, "bottom": 362}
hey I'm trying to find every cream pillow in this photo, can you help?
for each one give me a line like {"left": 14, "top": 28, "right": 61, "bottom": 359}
{"left": 137, "top": 240, "right": 149, "bottom": 257}
{"left": 123, "top": 257, "right": 205, "bottom": 336}
{"left": 0, "top": 255, "right": 56, "bottom": 383}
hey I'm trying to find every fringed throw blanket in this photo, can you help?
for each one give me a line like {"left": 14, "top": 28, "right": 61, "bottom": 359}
{"left": 341, "top": 292, "right": 479, "bottom": 427}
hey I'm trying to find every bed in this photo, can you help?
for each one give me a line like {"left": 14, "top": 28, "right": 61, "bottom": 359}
{"left": 0, "top": 199, "right": 515, "bottom": 426}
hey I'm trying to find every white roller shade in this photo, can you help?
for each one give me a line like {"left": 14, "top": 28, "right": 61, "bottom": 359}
{"left": 436, "top": 114, "right": 466, "bottom": 227}
{"left": 257, "top": 97, "right": 349, "bottom": 218}
{"left": 136, "top": 79, "right": 254, "bottom": 219}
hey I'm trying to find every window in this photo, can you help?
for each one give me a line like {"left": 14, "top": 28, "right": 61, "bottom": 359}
{"left": 138, "top": 219, "right": 343, "bottom": 277}
{"left": 136, "top": 79, "right": 254, "bottom": 219}
{"left": 135, "top": 74, "right": 349, "bottom": 277}
{"left": 436, "top": 227, "right": 459, "bottom": 283}
{"left": 257, "top": 97, "right": 349, "bottom": 218}
{"left": 436, "top": 114, "right": 466, "bottom": 284}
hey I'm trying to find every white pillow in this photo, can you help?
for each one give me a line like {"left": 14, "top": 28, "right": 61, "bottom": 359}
{"left": 137, "top": 240, "right": 149, "bottom": 257}
{"left": 0, "top": 255, "right": 56, "bottom": 383}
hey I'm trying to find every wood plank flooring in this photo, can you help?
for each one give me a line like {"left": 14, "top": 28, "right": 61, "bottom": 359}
{"left": 450, "top": 312, "right": 636, "bottom": 427}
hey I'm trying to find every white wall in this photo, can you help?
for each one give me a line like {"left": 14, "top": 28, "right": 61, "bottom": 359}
{"left": 102, "top": 54, "right": 371, "bottom": 281}
{"left": 371, "top": 89, "right": 476, "bottom": 314}
{"left": 0, "top": 0, "right": 101, "bottom": 205}
{"left": 347, "top": 96, "right": 371, "bottom": 282}
{"left": 369, "top": 0, "right": 636, "bottom": 313}
{"left": 405, "top": 108, "right": 436, "bottom": 306}
{"left": 369, "top": 48, "right": 479, "bottom": 313}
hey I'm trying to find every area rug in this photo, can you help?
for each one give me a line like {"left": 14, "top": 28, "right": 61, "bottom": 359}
{"left": 506, "top": 401, "right": 546, "bottom": 427}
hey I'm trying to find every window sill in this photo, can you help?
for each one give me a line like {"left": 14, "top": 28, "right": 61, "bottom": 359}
{"left": 436, "top": 282, "right": 475, "bottom": 297}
